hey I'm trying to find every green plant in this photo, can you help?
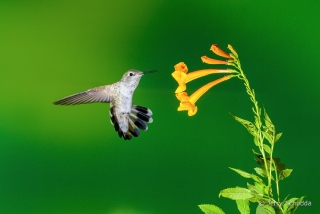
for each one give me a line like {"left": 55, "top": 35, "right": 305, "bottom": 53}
{"left": 172, "top": 44, "right": 305, "bottom": 214}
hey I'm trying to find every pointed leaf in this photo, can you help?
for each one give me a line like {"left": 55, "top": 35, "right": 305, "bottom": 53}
{"left": 263, "top": 109, "right": 274, "bottom": 129}
{"left": 263, "top": 144, "right": 271, "bottom": 154}
{"left": 282, "top": 194, "right": 290, "bottom": 205}
{"left": 254, "top": 167, "right": 267, "bottom": 178}
{"left": 283, "top": 197, "right": 299, "bottom": 212}
{"left": 236, "top": 199, "right": 250, "bottom": 214}
{"left": 198, "top": 204, "right": 225, "bottom": 214}
{"left": 274, "top": 133, "right": 282, "bottom": 143}
{"left": 292, "top": 196, "right": 306, "bottom": 213}
{"left": 229, "top": 167, "right": 252, "bottom": 178}
{"left": 262, "top": 205, "right": 276, "bottom": 214}
{"left": 231, "top": 114, "right": 257, "bottom": 137}
{"left": 283, "top": 196, "right": 306, "bottom": 213}
{"left": 254, "top": 182, "right": 265, "bottom": 195}
{"left": 251, "top": 173, "right": 264, "bottom": 184}
{"left": 262, "top": 131, "right": 273, "bottom": 144}
{"left": 279, "top": 169, "right": 293, "bottom": 181}
{"left": 247, "top": 183, "right": 263, "bottom": 196}
{"left": 219, "top": 187, "right": 254, "bottom": 200}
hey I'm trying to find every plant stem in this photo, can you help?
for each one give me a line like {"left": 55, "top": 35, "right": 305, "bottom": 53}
{"left": 233, "top": 58, "right": 272, "bottom": 194}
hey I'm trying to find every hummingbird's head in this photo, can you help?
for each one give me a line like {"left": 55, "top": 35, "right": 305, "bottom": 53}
{"left": 121, "top": 69, "right": 157, "bottom": 88}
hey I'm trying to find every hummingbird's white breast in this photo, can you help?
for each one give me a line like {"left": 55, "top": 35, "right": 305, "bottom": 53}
{"left": 110, "top": 83, "right": 135, "bottom": 133}
{"left": 118, "top": 83, "right": 134, "bottom": 113}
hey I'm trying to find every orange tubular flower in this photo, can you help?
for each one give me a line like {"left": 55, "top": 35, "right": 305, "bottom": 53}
{"left": 172, "top": 62, "right": 188, "bottom": 92}
{"left": 175, "top": 75, "right": 235, "bottom": 116}
{"left": 201, "top": 56, "right": 229, "bottom": 65}
{"left": 210, "top": 44, "right": 233, "bottom": 59}
{"left": 174, "top": 62, "right": 188, "bottom": 73}
{"left": 185, "top": 69, "right": 237, "bottom": 82}
{"left": 176, "top": 92, "right": 198, "bottom": 116}
{"left": 172, "top": 62, "right": 237, "bottom": 93}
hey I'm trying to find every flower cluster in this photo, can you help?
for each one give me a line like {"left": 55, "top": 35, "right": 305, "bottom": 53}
{"left": 172, "top": 44, "right": 239, "bottom": 116}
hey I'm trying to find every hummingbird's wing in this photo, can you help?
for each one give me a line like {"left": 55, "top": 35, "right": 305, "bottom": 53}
{"left": 53, "top": 85, "right": 114, "bottom": 105}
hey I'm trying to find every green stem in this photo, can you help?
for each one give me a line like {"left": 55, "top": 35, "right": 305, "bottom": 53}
{"left": 233, "top": 58, "right": 272, "bottom": 194}
{"left": 267, "top": 124, "right": 280, "bottom": 201}
{"left": 273, "top": 158, "right": 280, "bottom": 202}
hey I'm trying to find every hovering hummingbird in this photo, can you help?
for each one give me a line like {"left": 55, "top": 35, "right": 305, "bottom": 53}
{"left": 53, "top": 69, "right": 157, "bottom": 140}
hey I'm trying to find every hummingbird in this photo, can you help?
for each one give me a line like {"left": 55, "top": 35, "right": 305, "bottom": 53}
{"left": 53, "top": 69, "right": 157, "bottom": 140}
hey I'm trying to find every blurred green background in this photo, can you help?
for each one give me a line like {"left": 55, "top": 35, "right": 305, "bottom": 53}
{"left": 1, "top": 1, "right": 319, "bottom": 213}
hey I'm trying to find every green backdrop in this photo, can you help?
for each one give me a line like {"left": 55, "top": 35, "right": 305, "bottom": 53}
{"left": 1, "top": 1, "right": 319, "bottom": 213}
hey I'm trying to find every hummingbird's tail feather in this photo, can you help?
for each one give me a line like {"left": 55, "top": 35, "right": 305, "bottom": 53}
{"left": 131, "top": 105, "right": 153, "bottom": 123}
{"left": 130, "top": 105, "right": 153, "bottom": 131}
{"left": 132, "top": 105, "right": 152, "bottom": 116}
{"left": 129, "top": 115, "right": 147, "bottom": 130}
{"left": 128, "top": 120, "right": 140, "bottom": 137}
{"left": 109, "top": 105, "right": 153, "bottom": 140}
{"left": 110, "top": 106, "right": 133, "bottom": 140}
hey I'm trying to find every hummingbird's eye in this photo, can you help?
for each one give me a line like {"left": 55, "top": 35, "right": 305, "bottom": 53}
{"left": 129, "top": 72, "right": 134, "bottom": 76}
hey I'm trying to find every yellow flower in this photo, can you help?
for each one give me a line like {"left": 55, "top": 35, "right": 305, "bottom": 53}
{"left": 175, "top": 92, "right": 198, "bottom": 116}
{"left": 172, "top": 62, "right": 188, "bottom": 92}
{"left": 175, "top": 75, "right": 235, "bottom": 116}
{"left": 174, "top": 62, "right": 188, "bottom": 73}
{"left": 172, "top": 62, "right": 237, "bottom": 93}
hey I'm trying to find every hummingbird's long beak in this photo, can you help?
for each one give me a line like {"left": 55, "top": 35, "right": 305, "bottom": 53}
{"left": 143, "top": 70, "right": 157, "bottom": 75}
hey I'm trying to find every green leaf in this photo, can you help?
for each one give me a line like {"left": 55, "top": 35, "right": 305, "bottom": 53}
{"left": 262, "top": 131, "right": 273, "bottom": 144}
{"left": 198, "top": 204, "right": 225, "bottom": 214}
{"left": 279, "top": 169, "right": 293, "bottom": 181}
{"left": 228, "top": 168, "right": 264, "bottom": 184}
{"left": 254, "top": 167, "right": 267, "bottom": 178}
{"left": 263, "top": 185, "right": 271, "bottom": 196}
{"left": 274, "top": 133, "right": 282, "bottom": 143}
{"left": 256, "top": 203, "right": 277, "bottom": 214}
{"left": 263, "top": 144, "right": 271, "bottom": 154}
{"left": 231, "top": 114, "right": 257, "bottom": 137}
{"left": 236, "top": 199, "right": 250, "bottom": 214}
{"left": 292, "top": 196, "right": 306, "bottom": 213}
{"left": 282, "top": 194, "right": 290, "bottom": 205}
{"left": 263, "top": 109, "right": 274, "bottom": 129}
{"left": 262, "top": 205, "right": 276, "bottom": 214}
{"left": 248, "top": 197, "right": 260, "bottom": 203}
{"left": 229, "top": 167, "right": 252, "bottom": 178}
{"left": 254, "top": 137, "right": 259, "bottom": 146}
{"left": 251, "top": 174, "right": 264, "bottom": 184}
{"left": 263, "top": 109, "right": 275, "bottom": 144}
{"left": 247, "top": 183, "right": 263, "bottom": 197}
{"left": 256, "top": 204, "right": 268, "bottom": 214}
{"left": 283, "top": 196, "right": 305, "bottom": 213}
{"left": 254, "top": 182, "right": 265, "bottom": 195}
{"left": 283, "top": 197, "right": 298, "bottom": 213}
{"left": 219, "top": 187, "right": 254, "bottom": 200}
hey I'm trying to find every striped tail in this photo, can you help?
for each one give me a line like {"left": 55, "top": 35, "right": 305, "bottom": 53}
{"left": 110, "top": 105, "right": 153, "bottom": 140}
